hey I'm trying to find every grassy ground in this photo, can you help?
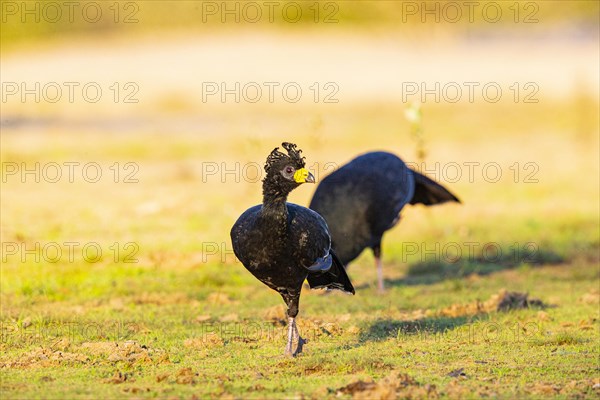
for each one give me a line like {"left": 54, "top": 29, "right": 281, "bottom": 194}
{"left": 1, "top": 95, "right": 599, "bottom": 398}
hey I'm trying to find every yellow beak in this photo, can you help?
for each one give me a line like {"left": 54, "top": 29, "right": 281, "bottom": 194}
{"left": 293, "top": 168, "right": 315, "bottom": 184}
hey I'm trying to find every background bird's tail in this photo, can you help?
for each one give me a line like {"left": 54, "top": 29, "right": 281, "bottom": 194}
{"left": 409, "top": 170, "right": 461, "bottom": 205}
{"left": 306, "top": 251, "right": 355, "bottom": 294}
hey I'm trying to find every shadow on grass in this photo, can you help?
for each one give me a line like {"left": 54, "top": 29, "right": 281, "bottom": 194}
{"left": 358, "top": 315, "right": 481, "bottom": 343}
{"left": 400, "top": 246, "right": 564, "bottom": 286}
{"left": 350, "top": 247, "right": 566, "bottom": 345}
{"left": 354, "top": 246, "right": 565, "bottom": 290}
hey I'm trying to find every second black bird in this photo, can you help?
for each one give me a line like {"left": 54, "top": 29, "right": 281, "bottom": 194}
{"left": 309, "top": 151, "right": 460, "bottom": 292}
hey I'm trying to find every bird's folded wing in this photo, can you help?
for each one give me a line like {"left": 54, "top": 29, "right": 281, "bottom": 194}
{"left": 305, "top": 254, "right": 332, "bottom": 272}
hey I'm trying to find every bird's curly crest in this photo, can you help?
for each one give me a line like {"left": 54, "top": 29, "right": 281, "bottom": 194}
{"left": 264, "top": 142, "right": 306, "bottom": 173}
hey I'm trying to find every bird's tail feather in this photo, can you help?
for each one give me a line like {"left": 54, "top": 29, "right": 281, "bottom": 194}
{"left": 409, "top": 170, "right": 461, "bottom": 205}
{"left": 306, "top": 251, "right": 355, "bottom": 294}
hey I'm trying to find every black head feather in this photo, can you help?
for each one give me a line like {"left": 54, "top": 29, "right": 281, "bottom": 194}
{"left": 264, "top": 142, "right": 306, "bottom": 174}
{"left": 262, "top": 142, "right": 309, "bottom": 203}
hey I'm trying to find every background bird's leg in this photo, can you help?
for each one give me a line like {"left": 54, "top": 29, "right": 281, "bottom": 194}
{"left": 373, "top": 244, "right": 384, "bottom": 293}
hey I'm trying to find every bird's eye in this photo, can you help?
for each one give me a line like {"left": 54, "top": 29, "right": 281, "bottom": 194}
{"left": 285, "top": 166, "right": 294, "bottom": 174}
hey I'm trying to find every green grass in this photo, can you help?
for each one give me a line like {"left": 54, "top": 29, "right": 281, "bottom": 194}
{"left": 1, "top": 259, "right": 598, "bottom": 398}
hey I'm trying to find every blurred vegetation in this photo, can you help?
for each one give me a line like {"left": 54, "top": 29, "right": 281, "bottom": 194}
{"left": 1, "top": 0, "right": 599, "bottom": 49}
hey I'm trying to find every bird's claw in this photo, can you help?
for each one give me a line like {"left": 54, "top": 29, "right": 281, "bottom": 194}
{"left": 294, "top": 336, "right": 306, "bottom": 356}
{"left": 284, "top": 336, "right": 306, "bottom": 357}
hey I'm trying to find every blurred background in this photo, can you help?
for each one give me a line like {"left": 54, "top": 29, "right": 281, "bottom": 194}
{"left": 1, "top": 0, "right": 599, "bottom": 295}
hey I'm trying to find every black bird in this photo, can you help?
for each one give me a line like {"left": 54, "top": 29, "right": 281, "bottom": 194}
{"left": 309, "top": 151, "right": 459, "bottom": 292}
{"left": 230, "top": 142, "right": 355, "bottom": 357}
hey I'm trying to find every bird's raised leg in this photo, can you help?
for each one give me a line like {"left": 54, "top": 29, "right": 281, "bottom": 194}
{"left": 373, "top": 244, "right": 385, "bottom": 293}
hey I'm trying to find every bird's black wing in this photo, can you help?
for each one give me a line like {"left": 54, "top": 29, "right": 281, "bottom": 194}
{"left": 287, "top": 204, "right": 332, "bottom": 268}
{"left": 305, "top": 254, "right": 333, "bottom": 272}
{"left": 287, "top": 204, "right": 355, "bottom": 294}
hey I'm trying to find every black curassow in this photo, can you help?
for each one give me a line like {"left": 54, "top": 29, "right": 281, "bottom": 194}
{"left": 309, "top": 151, "right": 460, "bottom": 292}
{"left": 230, "top": 142, "right": 355, "bottom": 357}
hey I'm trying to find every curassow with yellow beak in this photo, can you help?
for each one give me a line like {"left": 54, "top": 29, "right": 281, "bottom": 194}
{"left": 230, "top": 142, "right": 355, "bottom": 357}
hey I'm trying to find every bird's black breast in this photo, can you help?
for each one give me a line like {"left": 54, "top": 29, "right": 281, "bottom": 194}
{"left": 309, "top": 151, "right": 415, "bottom": 264}
{"left": 230, "top": 203, "right": 331, "bottom": 291}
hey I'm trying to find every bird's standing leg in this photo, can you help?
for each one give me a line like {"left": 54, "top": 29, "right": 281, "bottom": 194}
{"left": 285, "top": 318, "right": 296, "bottom": 357}
{"left": 292, "top": 318, "right": 306, "bottom": 356}
{"left": 283, "top": 291, "right": 305, "bottom": 357}
{"left": 376, "top": 257, "right": 384, "bottom": 293}
{"left": 285, "top": 317, "right": 295, "bottom": 356}
{"left": 373, "top": 244, "right": 385, "bottom": 293}
{"left": 284, "top": 317, "right": 306, "bottom": 357}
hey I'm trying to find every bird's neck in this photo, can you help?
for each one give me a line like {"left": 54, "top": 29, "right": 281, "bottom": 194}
{"left": 262, "top": 187, "right": 288, "bottom": 212}
{"left": 261, "top": 185, "right": 290, "bottom": 222}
